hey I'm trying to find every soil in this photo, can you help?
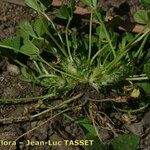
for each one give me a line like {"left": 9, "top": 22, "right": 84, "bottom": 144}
{"left": 98, "top": 0, "right": 144, "bottom": 21}
{"left": 0, "top": 0, "right": 150, "bottom": 150}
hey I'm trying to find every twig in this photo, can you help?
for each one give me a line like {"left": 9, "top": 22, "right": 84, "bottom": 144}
{"left": 89, "top": 103, "right": 103, "bottom": 142}
{"left": 97, "top": 111, "right": 115, "bottom": 125}
{"left": 106, "top": 122, "right": 118, "bottom": 137}
{"left": 0, "top": 94, "right": 54, "bottom": 104}
{"left": 86, "top": 97, "right": 116, "bottom": 102}
{"left": 9, "top": 108, "right": 70, "bottom": 150}
{"left": 114, "top": 103, "right": 149, "bottom": 114}
{"left": 0, "top": 93, "right": 83, "bottom": 124}
{"left": 32, "top": 93, "right": 83, "bottom": 118}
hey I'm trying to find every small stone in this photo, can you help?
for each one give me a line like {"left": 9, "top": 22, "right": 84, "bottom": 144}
{"left": 7, "top": 64, "right": 20, "bottom": 76}
{"left": 100, "top": 129, "right": 110, "bottom": 141}
{"left": 142, "top": 111, "right": 150, "bottom": 127}
{"left": 128, "top": 122, "right": 143, "bottom": 136}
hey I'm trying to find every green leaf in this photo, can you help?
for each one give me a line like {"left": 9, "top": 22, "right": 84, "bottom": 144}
{"left": 144, "top": 63, "right": 150, "bottom": 79}
{"left": 0, "top": 36, "right": 20, "bottom": 50}
{"left": 133, "top": 10, "right": 149, "bottom": 24}
{"left": 123, "top": 32, "right": 134, "bottom": 42}
{"left": 17, "top": 29, "right": 30, "bottom": 42}
{"left": 20, "top": 40, "right": 39, "bottom": 56}
{"left": 109, "top": 134, "right": 140, "bottom": 150}
{"left": 92, "top": 0, "right": 98, "bottom": 8}
{"left": 140, "top": 0, "right": 150, "bottom": 7}
{"left": 34, "top": 17, "right": 48, "bottom": 37}
{"left": 25, "top": 0, "right": 39, "bottom": 11}
{"left": 69, "top": 0, "right": 75, "bottom": 12}
{"left": 57, "top": 5, "right": 71, "bottom": 19}
{"left": 40, "top": 0, "right": 52, "bottom": 9}
{"left": 25, "top": 0, "right": 46, "bottom": 12}
{"left": 96, "top": 26, "right": 106, "bottom": 39}
{"left": 20, "top": 67, "right": 33, "bottom": 82}
{"left": 119, "top": 33, "right": 134, "bottom": 50}
{"left": 19, "top": 21, "right": 38, "bottom": 39}
{"left": 81, "top": 0, "right": 97, "bottom": 9}
{"left": 86, "top": 134, "right": 106, "bottom": 150}
{"left": 137, "top": 82, "right": 150, "bottom": 96}
{"left": 78, "top": 118, "right": 97, "bottom": 136}
{"left": 81, "top": 0, "right": 92, "bottom": 8}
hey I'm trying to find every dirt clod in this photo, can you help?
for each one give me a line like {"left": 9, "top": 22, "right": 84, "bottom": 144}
{"left": 7, "top": 63, "right": 20, "bottom": 76}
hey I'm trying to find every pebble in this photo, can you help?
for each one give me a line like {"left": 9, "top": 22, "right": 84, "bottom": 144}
{"left": 7, "top": 64, "right": 20, "bottom": 76}
{"left": 127, "top": 121, "right": 143, "bottom": 136}
{"left": 100, "top": 128, "right": 110, "bottom": 141}
{"left": 142, "top": 111, "right": 150, "bottom": 127}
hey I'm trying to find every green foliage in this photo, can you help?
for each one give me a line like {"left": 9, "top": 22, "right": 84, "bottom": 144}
{"left": 140, "top": 0, "right": 150, "bottom": 7}
{"left": 109, "top": 134, "right": 140, "bottom": 150}
{"left": 1, "top": 36, "right": 20, "bottom": 50}
{"left": 0, "top": 0, "right": 149, "bottom": 148}
{"left": 0, "top": 0, "right": 149, "bottom": 97}
{"left": 144, "top": 62, "right": 150, "bottom": 79}
{"left": 57, "top": 5, "right": 72, "bottom": 20}
{"left": 57, "top": 0, "right": 75, "bottom": 19}
{"left": 25, "top": 0, "right": 46, "bottom": 12}
{"left": 133, "top": 10, "right": 149, "bottom": 25}
{"left": 77, "top": 118, "right": 97, "bottom": 136}
{"left": 78, "top": 118, "right": 140, "bottom": 150}
{"left": 81, "top": 0, "right": 98, "bottom": 9}
{"left": 34, "top": 17, "right": 48, "bottom": 37}
{"left": 77, "top": 118, "right": 106, "bottom": 150}
{"left": 20, "top": 67, "right": 34, "bottom": 82}
{"left": 137, "top": 82, "right": 150, "bottom": 96}
{"left": 20, "top": 40, "right": 39, "bottom": 56}
{"left": 19, "top": 21, "right": 38, "bottom": 39}
{"left": 86, "top": 135, "right": 106, "bottom": 150}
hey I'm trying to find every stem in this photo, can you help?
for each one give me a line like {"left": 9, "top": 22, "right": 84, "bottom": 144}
{"left": 42, "top": 12, "right": 64, "bottom": 44}
{"left": 104, "top": 28, "right": 150, "bottom": 75}
{"left": 89, "top": 104, "right": 103, "bottom": 142}
{"left": 33, "top": 61, "right": 42, "bottom": 74}
{"left": 1, "top": 93, "right": 82, "bottom": 126}
{"left": 37, "top": 74, "right": 58, "bottom": 79}
{"left": 87, "top": 97, "right": 116, "bottom": 102}
{"left": 103, "top": 49, "right": 128, "bottom": 75}
{"left": 39, "top": 13, "right": 67, "bottom": 57}
{"left": 66, "top": 18, "right": 73, "bottom": 62}
{"left": 95, "top": 11, "right": 116, "bottom": 58}
{"left": 126, "top": 76, "right": 149, "bottom": 81}
{"left": 130, "top": 28, "right": 150, "bottom": 46}
{"left": 9, "top": 108, "right": 70, "bottom": 150}
{"left": 123, "top": 27, "right": 150, "bottom": 52}
{"left": 39, "top": 62, "right": 49, "bottom": 74}
{"left": 33, "top": 93, "right": 83, "bottom": 118}
{"left": 103, "top": 51, "right": 111, "bottom": 66}
{"left": 39, "top": 56, "right": 84, "bottom": 81}
{"left": 0, "top": 45, "right": 21, "bottom": 54}
{"left": 47, "top": 31, "right": 68, "bottom": 57}
{"left": 88, "top": 12, "right": 93, "bottom": 64}
{"left": 116, "top": 103, "right": 149, "bottom": 114}
{"left": 129, "top": 74, "right": 147, "bottom": 77}
{"left": 90, "top": 44, "right": 108, "bottom": 65}
{"left": 63, "top": 113, "right": 75, "bottom": 121}
{"left": 134, "top": 34, "right": 148, "bottom": 59}
{"left": 0, "top": 94, "right": 54, "bottom": 104}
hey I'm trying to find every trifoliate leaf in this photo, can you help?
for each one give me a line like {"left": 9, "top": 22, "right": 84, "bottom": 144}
{"left": 133, "top": 10, "right": 149, "bottom": 24}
